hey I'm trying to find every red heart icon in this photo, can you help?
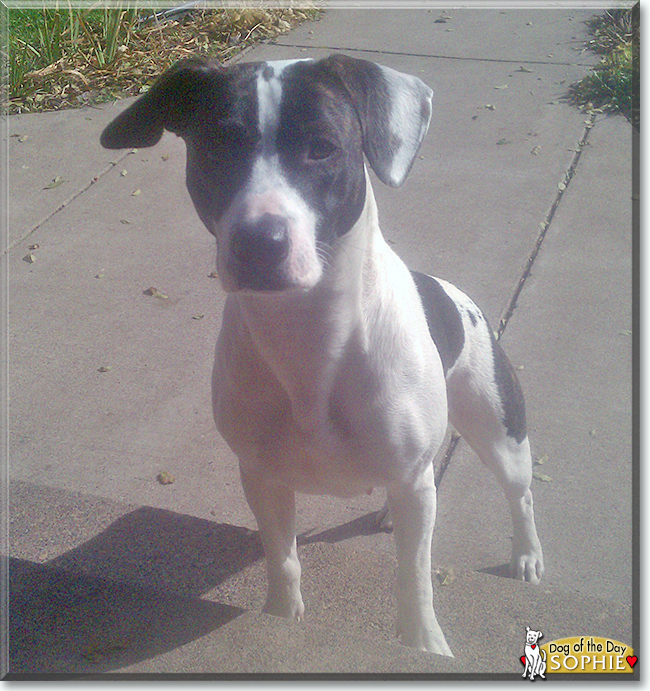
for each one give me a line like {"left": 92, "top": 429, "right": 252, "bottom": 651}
{"left": 531, "top": 644, "right": 536, "bottom": 649}
{"left": 520, "top": 655, "right": 526, "bottom": 665}
{"left": 627, "top": 655, "right": 638, "bottom": 669}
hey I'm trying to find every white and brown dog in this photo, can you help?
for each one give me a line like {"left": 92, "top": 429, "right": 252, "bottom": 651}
{"left": 101, "top": 54, "right": 544, "bottom": 656}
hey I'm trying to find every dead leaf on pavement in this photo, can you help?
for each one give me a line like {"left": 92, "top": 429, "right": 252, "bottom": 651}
{"left": 533, "top": 471, "right": 552, "bottom": 482}
{"left": 144, "top": 287, "right": 168, "bottom": 299}
{"left": 435, "top": 566, "right": 455, "bottom": 586}
{"left": 157, "top": 470, "right": 175, "bottom": 485}
{"left": 43, "top": 176, "right": 65, "bottom": 189}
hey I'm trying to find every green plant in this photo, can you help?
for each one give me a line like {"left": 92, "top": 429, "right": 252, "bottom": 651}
{"left": 5, "top": 5, "right": 320, "bottom": 114}
{"left": 569, "top": 7, "right": 639, "bottom": 129}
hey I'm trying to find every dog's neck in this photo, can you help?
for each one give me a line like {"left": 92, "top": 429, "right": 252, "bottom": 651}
{"left": 232, "top": 169, "right": 385, "bottom": 435}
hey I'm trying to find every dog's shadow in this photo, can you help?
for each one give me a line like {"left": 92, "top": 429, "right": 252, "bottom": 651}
{"left": 10, "top": 506, "right": 266, "bottom": 675}
{"left": 11, "top": 502, "right": 391, "bottom": 675}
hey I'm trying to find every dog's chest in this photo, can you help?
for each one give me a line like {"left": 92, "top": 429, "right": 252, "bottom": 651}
{"left": 213, "top": 296, "right": 445, "bottom": 496}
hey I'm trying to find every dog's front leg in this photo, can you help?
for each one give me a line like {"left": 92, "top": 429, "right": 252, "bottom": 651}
{"left": 388, "top": 463, "right": 453, "bottom": 656}
{"left": 240, "top": 469, "right": 305, "bottom": 620}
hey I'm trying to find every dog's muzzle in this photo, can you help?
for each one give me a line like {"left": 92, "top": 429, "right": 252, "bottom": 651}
{"left": 228, "top": 213, "right": 292, "bottom": 291}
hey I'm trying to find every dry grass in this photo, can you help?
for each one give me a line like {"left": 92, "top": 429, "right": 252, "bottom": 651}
{"left": 569, "top": 7, "right": 639, "bottom": 129}
{"left": 6, "top": 6, "right": 320, "bottom": 115}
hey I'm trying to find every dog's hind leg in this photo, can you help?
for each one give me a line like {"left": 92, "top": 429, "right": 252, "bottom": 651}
{"left": 387, "top": 463, "right": 453, "bottom": 656}
{"left": 445, "top": 318, "right": 544, "bottom": 584}
{"left": 240, "top": 469, "right": 305, "bottom": 620}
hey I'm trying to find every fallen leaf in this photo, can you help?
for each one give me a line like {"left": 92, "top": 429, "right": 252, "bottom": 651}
{"left": 97, "top": 365, "right": 111, "bottom": 373}
{"left": 23, "top": 253, "right": 36, "bottom": 264}
{"left": 484, "top": 104, "right": 496, "bottom": 111}
{"left": 161, "top": 154, "right": 170, "bottom": 161}
{"left": 132, "top": 188, "right": 141, "bottom": 196}
{"left": 494, "top": 84, "right": 508, "bottom": 90}
{"left": 207, "top": 271, "right": 219, "bottom": 278}
{"left": 558, "top": 182, "right": 566, "bottom": 191}
{"left": 496, "top": 138, "right": 511, "bottom": 145}
{"left": 517, "top": 66, "right": 534, "bottom": 73}
{"left": 95, "top": 273, "right": 105, "bottom": 279}
{"left": 589, "top": 428, "right": 598, "bottom": 437}
{"left": 18, "top": 135, "right": 30, "bottom": 143}
{"left": 44, "top": 176, "right": 65, "bottom": 189}
{"left": 534, "top": 454, "right": 548, "bottom": 466}
{"left": 619, "top": 329, "right": 632, "bottom": 336}
{"left": 28, "top": 244, "right": 39, "bottom": 250}
{"left": 157, "top": 470, "right": 175, "bottom": 485}
{"left": 533, "top": 471, "right": 552, "bottom": 482}
{"left": 120, "top": 169, "right": 128, "bottom": 176}
{"left": 144, "top": 287, "right": 168, "bottom": 299}
{"left": 435, "top": 566, "right": 455, "bottom": 586}
{"left": 192, "top": 314, "right": 205, "bottom": 320}
{"left": 531, "top": 145, "right": 542, "bottom": 155}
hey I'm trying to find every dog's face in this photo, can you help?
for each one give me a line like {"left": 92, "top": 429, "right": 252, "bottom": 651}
{"left": 526, "top": 627, "right": 543, "bottom": 645}
{"left": 101, "top": 55, "right": 433, "bottom": 292}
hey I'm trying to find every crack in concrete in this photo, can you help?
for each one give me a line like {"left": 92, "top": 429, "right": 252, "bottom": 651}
{"left": 435, "top": 112, "right": 596, "bottom": 489}
{"left": 4, "top": 149, "right": 133, "bottom": 255}
{"left": 277, "top": 42, "right": 596, "bottom": 68}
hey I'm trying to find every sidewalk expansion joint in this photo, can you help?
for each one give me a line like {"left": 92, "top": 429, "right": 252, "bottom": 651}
{"left": 4, "top": 149, "right": 133, "bottom": 255}
{"left": 495, "top": 111, "right": 595, "bottom": 340}
{"left": 277, "top": 43, "right": 595, "bottom": 68}
{"left": 435, "top": 111, "right": 596, "bottom": 490}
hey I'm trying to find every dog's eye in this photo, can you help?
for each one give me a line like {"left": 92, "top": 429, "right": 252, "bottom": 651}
{"left": 307, "top": 137, "right": 336, "bottom": 161}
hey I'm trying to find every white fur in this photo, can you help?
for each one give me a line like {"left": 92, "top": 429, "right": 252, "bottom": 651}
{"left": 213, "top": 171, "right": 453, "bottom": 654}
{"left": 256, "top": 58, "right": 312, "bottom": 143}
{"left": 376, "top": 64, "right": 433, "bottom": 187}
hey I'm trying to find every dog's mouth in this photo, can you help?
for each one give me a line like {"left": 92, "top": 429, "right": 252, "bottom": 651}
{"left": 218, "top": 216, "right": 323, "bottom": 293}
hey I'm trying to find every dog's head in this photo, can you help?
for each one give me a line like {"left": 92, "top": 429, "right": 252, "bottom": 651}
{"left": 526, "top": 627, "right": 543, "bottom": 645}
{"left": 101, "top": 55, "right": 433, "bottom": 293}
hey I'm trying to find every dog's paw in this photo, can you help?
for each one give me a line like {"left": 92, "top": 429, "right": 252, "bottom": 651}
{"left": 399, "top": 627, "right": 454, "bottom": 657}
{"left": 397, "top": 612, "right": 454, "bottom": 657}
{"left": 263, "top": 592, "right": 305, "bottom": 621}
{"left": 376, "top": 501, "right": 393, "bottom": 532}
{"left": 511, "top": 549, "right": 544, "bottom": 585}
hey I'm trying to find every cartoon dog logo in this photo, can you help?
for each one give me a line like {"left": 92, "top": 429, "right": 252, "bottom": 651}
{"left": 521, "top": 627, "right": 547, "bottom": 680}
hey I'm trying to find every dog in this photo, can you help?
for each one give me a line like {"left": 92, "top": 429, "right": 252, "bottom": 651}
{"left": 522, "top": 627, "right": 546, "bottom": 680}
{"left": 101, "top": 54, "right": 544, "bottom": 656}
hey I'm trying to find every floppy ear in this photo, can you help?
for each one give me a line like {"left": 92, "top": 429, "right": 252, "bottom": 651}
{"left": 320, "top": 54, "right": 433, "bottom": 188}
{"left": 100, "top": 57, "right": 223, "bottom": 149}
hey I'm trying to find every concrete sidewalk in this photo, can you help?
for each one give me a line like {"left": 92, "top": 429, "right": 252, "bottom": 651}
{"left": 5, "top": 6, "right": 635, "bottom": 677}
